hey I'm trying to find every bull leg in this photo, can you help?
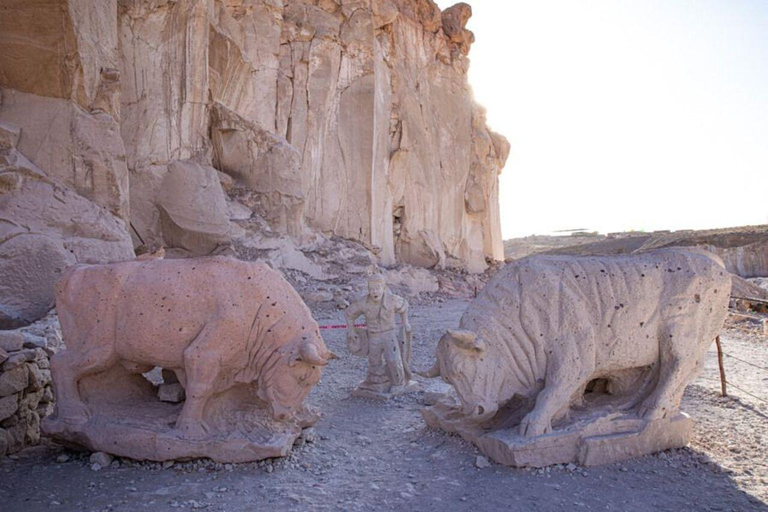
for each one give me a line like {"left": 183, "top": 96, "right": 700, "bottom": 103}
{"left": 51, "top": 344, "right": 116, "bottom": 423}
{"left": 520, "top": 332, "right": 595, "bottom": 437}
{"left": 174, "top": 324, "right": 222, "bottom": 439}
{"left": 667, "top": 354, "right": 706, "bottom": 414}
{"left": 173, "top": 368, "right": 187, "bottom": 389}
{"left": 638, "top": 322, "right": 696, "bottom": 420}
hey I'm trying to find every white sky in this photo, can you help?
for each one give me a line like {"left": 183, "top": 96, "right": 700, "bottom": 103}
{"left": 435, "top": 0, "right": 768, "bottom": 238}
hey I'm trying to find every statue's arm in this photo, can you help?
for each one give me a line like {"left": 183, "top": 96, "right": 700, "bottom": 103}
{"left": 345, "top": 301, "right": 364, "bottom": 336}
{"left": 399, "top": 298, "right": 411, "bottom": 333}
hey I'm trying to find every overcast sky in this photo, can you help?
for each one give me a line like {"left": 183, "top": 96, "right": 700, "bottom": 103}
{"left": 435, "top": 0, "right": 768, "bottom": 238}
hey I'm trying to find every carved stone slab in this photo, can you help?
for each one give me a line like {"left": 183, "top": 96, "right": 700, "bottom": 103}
{"left": 44, "top": 373, "right": 319, "bottom": 462}
{"left": 422, "top": 396, "right": 692, "bottom": 468}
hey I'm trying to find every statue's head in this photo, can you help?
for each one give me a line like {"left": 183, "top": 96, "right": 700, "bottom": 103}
{"left": 367, "top": 274, "right": 387, "bottom": 301}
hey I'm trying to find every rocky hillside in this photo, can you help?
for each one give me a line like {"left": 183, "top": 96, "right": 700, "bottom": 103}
{"left": 505, "top": 225, "right": 768, "bottom": 279}
{"left": 0, "top": 0, "right": 509, "bottom": 327}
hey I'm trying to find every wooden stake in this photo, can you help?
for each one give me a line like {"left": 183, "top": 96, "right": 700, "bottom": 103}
{"left": 715, "top": 335, "right": 727, "bottom": 397}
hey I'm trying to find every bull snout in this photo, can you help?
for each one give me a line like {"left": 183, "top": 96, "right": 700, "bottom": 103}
{"left": 270, "top": 402, "right": 293, "bottom": 421}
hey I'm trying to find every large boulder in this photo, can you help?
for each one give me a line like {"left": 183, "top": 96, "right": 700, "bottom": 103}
{"left": 156, "top": 160, "right": 241, "bottom": 255}
{"left": 0, "top": 133, "right": 134, "bottom": 328}
{"left": 211, "top": 103, "right": 304, "bottom": 236}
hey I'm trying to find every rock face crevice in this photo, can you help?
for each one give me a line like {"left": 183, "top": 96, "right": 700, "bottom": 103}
{"left": 0, "top": 0, "right": 509, "bottom": 325}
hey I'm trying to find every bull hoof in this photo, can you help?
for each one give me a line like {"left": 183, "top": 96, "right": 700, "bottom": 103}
{"left": 518, "top": 413, "right": 552, "bottom": 438}
{"left": 637, "top": 400, "right": 668, "bottom": 421}
{"left": 57, "top": 403, "right": 91, "bottom": 424}
{"left": 173, "top": 420, "right": 210, "bottom": 440}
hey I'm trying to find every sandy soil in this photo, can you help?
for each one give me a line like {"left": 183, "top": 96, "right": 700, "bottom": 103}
{"left": 1, "top": 299, "right": 766, "bottom": 511}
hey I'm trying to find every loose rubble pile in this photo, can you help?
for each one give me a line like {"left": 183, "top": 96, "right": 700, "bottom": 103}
{"left": 0, "top": 313, "right": 61, "bottom": 457}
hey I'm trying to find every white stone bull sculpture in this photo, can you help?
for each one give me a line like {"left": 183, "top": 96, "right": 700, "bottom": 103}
{"left": 423, "top": 249, "right": 730, "bottom": 439}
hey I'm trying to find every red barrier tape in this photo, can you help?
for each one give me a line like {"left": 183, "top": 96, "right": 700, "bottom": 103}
{"left": 319, "top": 324, "right": 366, "bottom": 330}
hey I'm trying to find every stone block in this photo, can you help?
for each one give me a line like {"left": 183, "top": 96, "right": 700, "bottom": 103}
{"left": 0, "top": 428, "right": 8, "bottom": 457}
{"left": 157, "top": 383, "right": 185, "bottom": 403}
{"left": 0, "top": 332, "right": 23, "bottom": 352}
{"left": 0, "top": 394, "right": 19, "bottom": 422}
{"left": 22, "top": 333, "right": 47, "bottom": 349}
{"left": 2, "top": 349, "right": 36, "bottom": 371}
{"left": 0, "top": 366, "right": 28, "bottom": 397}
{"left": 25, "top": 364, "right": 50, "bottom": 392}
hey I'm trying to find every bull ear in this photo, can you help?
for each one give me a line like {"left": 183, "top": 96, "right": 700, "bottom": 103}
{"left": 447, "top": 329, "right": 485, "bottom": 352}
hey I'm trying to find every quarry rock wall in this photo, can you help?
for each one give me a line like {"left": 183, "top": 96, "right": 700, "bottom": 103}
{"left": 0, "top": 0, "right": 508, "bottom": 327}
{"left": 115, "top": 0, "right": 508, "bottom": 271}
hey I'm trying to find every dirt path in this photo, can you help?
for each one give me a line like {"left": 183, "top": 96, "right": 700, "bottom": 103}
{"left": 2, "top": 299, "right": 766, "bottom": 511}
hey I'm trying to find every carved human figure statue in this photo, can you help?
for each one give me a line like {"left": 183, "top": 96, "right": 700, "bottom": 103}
{"left": 345, "top": 274, "right": 414, "bottom": 395}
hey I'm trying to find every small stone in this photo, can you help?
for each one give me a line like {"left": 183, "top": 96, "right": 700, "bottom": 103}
{"left": 475, "top": 455, "right": 491, "bottom": 469}
{"left": 25, "top": 364, "right": 51, "bottom": 391}
{"left": 21, "top": 333, "right": 47, "bottom": 350}
{"left": 163, "top": 461, "right": 175, "bottom": 470}
{"left": 36, "top": 402, "right": 55, "bottom": 418}
{"left": 566, "top": 463, "right": 577, "bottom": 471}
{"left": 2, "top": 349, "right": 36, "bottom": 371}
{"left": 0, "top": 332, "right": 23, "bottom": 352}
{"left": 0, "top": 428, "right": 9, "bottom": 456}
{"left": 158, "top": 383, "right": 185, "bottom": 403}
{"left": 56, "top": 454, "right": 70, "bottom": 463}
{"left": 300, "top": 427, "right": 317, "bottom": 444}
{"left": 0, "top": 394, "right": 19, "bottom": 422}
{"left": 40, "top": 387, "right": 54, "bottom": 404}
{"left": 90, "top": 452, "right": 113, "bottom": 468}
{"left": 0, "top": 365, "right": 28, "bottom": 397}
{"left": 91, "top": 463, "right": 103, "bottom": 471}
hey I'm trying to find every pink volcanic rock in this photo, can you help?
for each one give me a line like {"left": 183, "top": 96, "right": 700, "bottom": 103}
{"left": 43, "top": 256, "right": 336, "bottom": 462}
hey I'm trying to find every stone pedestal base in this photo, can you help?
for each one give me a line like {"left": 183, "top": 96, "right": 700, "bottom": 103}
{"left": 42, "top": 374, "right": 319, "bottom": 463}
{"left": 351, "top": 379, "right": 422, "bottom": 401}
{"left": 422, "top": 397, "right": 692, "bottom": 467}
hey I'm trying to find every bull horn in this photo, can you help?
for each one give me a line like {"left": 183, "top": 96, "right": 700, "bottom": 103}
{"left": 299, "top": 343, "right": 329, "bottom": 366}
{"left": 417, "top": 360, "right": 441, "bottom": 378}
{"left": 324, "top": 350, "right": 339, "bottom": 361}
{"left": 447, "top": 329, "right": 484, "bottom": 351}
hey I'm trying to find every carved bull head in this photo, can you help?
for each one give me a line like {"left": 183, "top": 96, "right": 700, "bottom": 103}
{"left": 425, "top": 328, "right": 501, "bottom": 422}
{"left": 263, "top": 338, "right": 338, "bottom": 421}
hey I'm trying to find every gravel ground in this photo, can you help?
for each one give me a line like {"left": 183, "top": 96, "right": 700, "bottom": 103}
{"left": 1, "top": 300, "right": 766, "bottom": 511}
